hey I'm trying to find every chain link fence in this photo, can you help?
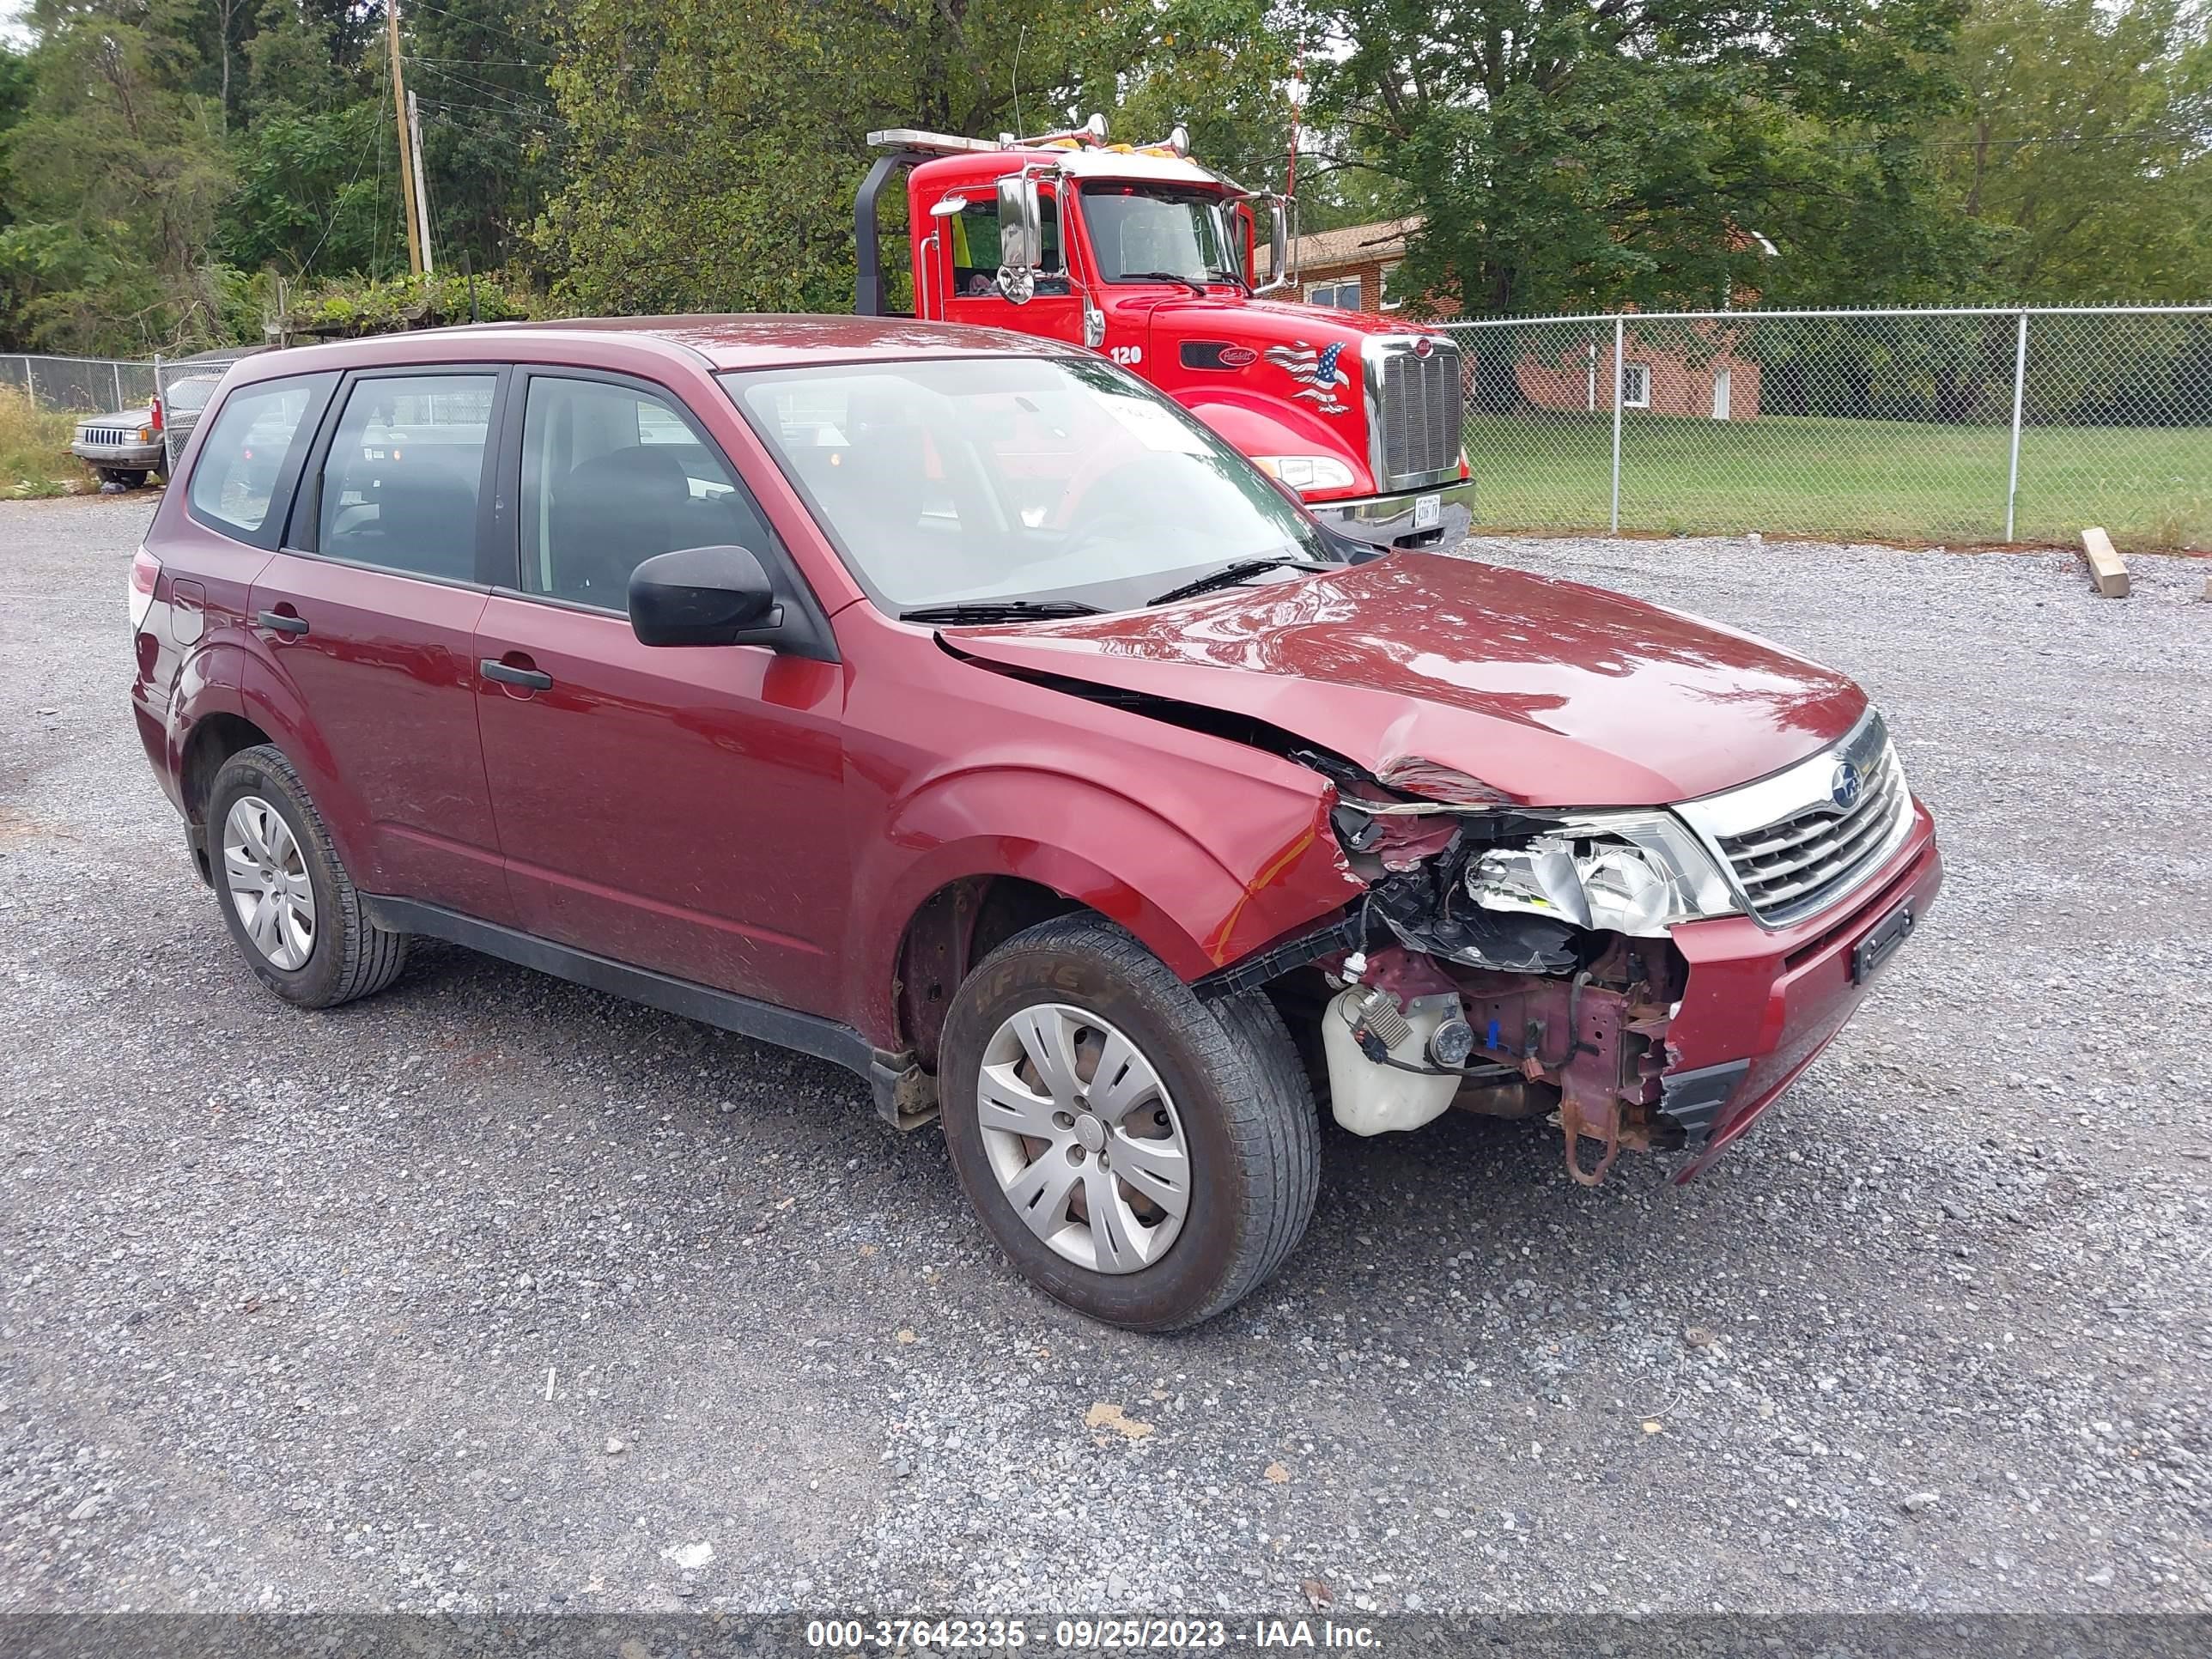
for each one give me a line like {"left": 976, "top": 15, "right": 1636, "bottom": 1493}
{"left": 0, "top": 354, "right": 159, "bottom": 414}
{"left": 153, "top": 349, "right": 260, "bottom": 471}
{"left": 1441, "top": 305, "right": 2212, "bottom": 550}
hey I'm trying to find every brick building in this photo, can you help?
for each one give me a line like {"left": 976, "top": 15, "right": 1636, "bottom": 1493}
{"left": 1261, "top": 217, "right": 1760, "bottom": 421}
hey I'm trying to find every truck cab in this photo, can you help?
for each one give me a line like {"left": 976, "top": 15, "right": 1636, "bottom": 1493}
{"left": 856, "top": 121, "right": 1475, "bottom": 549}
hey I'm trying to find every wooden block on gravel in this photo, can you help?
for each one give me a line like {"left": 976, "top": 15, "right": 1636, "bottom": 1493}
{"left": 2080, "top": 527, "right": 2129, "bottom": 598}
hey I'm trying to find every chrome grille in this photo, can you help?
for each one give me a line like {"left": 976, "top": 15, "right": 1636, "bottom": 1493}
{"left": 80, "top": 427, "right": 132, "bottom": 446}
{"left": 1673, "top": 711, "right": 1913, "bottom": 928}
{"left": 1377, "top": 344, "right": 1462, "bottom": 484}
{"left": 1711, "top": 730, "right": 1907, "bottom": 925}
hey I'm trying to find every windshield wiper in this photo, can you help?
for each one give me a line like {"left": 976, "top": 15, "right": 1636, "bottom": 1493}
{"left": 1147, "top": 557, "right": 1331, "bottom": 606}
{"left": 1206, "top": 266, "right": 1251, "bottom": 296}
{"left": 900, "top": 599, "right": 1103, "bottom": 625}
{"left": 1121, "top": 270, "right": 1209, "bottom": 298}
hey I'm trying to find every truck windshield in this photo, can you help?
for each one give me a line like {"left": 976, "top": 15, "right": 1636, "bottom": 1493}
{"left": 1079, "top": 183, "right": 1241, "bottom": 285}
{"left": 722, "top": 355, "right": 1340, "bottom": 616}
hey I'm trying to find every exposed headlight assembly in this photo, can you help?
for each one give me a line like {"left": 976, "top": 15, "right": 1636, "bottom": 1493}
{"left": 1467, "top": 812, "right": 1739, "bottom": 936}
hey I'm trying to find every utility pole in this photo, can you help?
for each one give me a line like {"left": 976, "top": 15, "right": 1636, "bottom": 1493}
{"left": 387, "top": 0, "right": 424, "bottom": 276}
{"left": 408, "top": 89, "right": 435, "bottom": 275}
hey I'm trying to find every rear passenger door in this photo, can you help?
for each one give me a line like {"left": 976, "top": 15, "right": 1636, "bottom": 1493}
{"left": 473, "top": 368, "right": 848, "bottom": 1014}
{"left": 248, "top": 367, "right": 514, "bottom": 923}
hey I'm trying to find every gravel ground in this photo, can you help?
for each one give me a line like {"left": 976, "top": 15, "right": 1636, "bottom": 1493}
{"left": 2, "top": 495, "right": 2207, "bottom": 1618}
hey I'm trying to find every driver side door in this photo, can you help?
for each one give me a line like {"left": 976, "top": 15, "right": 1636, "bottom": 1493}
{"left": 937, "top": 185, "right": 1086, "bottom": 348}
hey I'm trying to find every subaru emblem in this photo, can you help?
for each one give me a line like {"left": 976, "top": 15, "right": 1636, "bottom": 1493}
{"left": 1830, "top": 762, "right": 1863, "bottom": 811}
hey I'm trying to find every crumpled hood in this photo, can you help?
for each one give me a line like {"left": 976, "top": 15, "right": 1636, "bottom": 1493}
{"left": 944, "top": 555, "right": 1867, "bottom": 808}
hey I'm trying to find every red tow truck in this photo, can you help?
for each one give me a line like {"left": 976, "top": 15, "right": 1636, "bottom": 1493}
{"left": 855, "top": 117, "right": 1476, "bottom": 548}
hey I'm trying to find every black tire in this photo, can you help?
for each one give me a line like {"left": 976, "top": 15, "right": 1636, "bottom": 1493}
{"left": 939, "top": 913, "right": 1320, "bottom": 1330}
{"left": 204, "top": 744, "right": 408, "bottom": 1009}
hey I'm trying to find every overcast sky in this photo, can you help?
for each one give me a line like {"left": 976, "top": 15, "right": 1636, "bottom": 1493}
{"left": 3, "top": 3, "right": 29, "bottom": 49}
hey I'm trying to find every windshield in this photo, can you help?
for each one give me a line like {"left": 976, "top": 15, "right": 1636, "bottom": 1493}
{"left": 1080, "top": 183, "right": 1241, "bottom": 285}
{"left": 723, "top": 355, "right": 1339, "bottom": 615}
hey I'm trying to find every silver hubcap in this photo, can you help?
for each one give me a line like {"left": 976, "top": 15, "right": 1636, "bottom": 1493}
{"left": 976, "top": 1003, "right": 1190, "bottom": 1274}
{"left": 222, "top": 795, "right": 315, "bottom": 971}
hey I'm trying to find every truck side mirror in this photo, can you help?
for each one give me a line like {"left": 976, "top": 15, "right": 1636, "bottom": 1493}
{"left": 1256, "top": 196, "right": 1293, "bottom": 294}
{"left": 995, "top": 174, "right": 1042, "bottom": 305}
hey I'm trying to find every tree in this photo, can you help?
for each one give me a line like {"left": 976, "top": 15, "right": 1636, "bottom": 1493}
{"left": 0, "top": 0, "right": 236, "bottom": 350}
{"left": 1934, "top": 0, "right": 2211, "bottom": 302}
{"left": 538, "top": 0, "right": 1297, "bottom": 315}
{"left": 406, "top": 0, "right": 559, "bottom": 273}
{"left": 1306, "top": 0, "right": 1989, "bottom": 339}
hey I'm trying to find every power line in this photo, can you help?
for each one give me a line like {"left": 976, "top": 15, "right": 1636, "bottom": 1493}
{"left": 403, "top": 0, "right": 556, "bottom": 59}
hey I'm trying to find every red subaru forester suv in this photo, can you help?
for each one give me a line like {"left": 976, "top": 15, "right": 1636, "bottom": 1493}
{"left": 130, "top": 317, "right": 1941, "bottom": 1329}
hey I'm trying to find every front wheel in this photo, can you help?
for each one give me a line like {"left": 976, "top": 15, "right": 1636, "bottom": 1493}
{"left": 939, "top": 914, "right": 1320, "bottom": 1329}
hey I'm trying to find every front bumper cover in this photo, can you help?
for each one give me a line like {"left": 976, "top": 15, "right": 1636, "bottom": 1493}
{"left": 1662, "top": 801, "right": 1943, "bottom": 1178}
{"left": 1307, "top": 479, "right": 1477, "bottom": 549}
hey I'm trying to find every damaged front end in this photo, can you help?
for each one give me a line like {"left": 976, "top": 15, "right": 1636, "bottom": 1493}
{"left": 1296, "top": 755, "right": 1744, "bottom": 1184}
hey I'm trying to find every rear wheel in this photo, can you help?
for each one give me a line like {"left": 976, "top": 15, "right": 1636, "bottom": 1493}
{"left": 939, "top": 913, "right": 1319, "bottom": 1329}
{"left": 205, "top": 745, "right": 407, "bottom": 1008}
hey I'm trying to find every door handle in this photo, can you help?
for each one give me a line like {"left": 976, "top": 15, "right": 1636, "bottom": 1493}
{"left": 481, "top": 658, "right": 553, "bottom": 690}
{"left": 257, "top": 610, "right": 309, "bottom": 637}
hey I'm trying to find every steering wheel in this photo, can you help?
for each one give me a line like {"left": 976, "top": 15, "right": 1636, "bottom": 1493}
{"left": 1057, "top": 454, "right": 1190, "bottom": 556}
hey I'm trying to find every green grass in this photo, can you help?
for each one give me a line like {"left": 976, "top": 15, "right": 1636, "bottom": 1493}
{"left": 0, "top": 386, "right": 82, "bottom": 499}
{"left": 1465, "top": 410, "right": 2212, "bottom": 550}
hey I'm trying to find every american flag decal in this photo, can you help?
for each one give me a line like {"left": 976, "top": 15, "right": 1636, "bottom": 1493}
{"left": 1262, "top": 340, "right": 1352, "bottom": 413}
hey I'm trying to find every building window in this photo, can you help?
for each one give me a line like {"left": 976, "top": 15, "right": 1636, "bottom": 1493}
{"left": 1307, "top": 278, "right": 1361, "bottom": 312}
{"left": 1621, "top": 362, "right": 1652, "bottom": 410}
{"left": 1380, "top": 261, "right": 1404, "bottom": 311}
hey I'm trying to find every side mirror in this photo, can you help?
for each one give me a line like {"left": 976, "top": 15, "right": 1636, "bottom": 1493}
{"left": 995, "top": 174, "right": 1042, "bottom": 305}
{"left": 629, "top": 544, "right": 779, "bottom": 647}
{"left": 1256, "top": 195, "right": 1293, "bottom": 294}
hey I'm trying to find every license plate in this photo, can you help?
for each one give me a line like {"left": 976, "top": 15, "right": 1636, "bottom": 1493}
{"left": 1413, "top": 493, "right": 1441, "bottom": 531}
{"left": 1850, "top": 901, "right": 1916, "bottom": 983}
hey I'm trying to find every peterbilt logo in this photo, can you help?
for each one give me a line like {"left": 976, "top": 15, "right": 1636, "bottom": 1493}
{"left": 1262, "top": 341, "right": 1350, "bottom": 415}
{"left": 1830, "top": 762, "right": 1864, "bottom": 811}
{"left": 1413, "top": 337, "right": 1434, "bottom": 358}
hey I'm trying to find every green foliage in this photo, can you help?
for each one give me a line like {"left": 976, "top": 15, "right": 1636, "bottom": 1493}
{"left": 278, "top": 265, "right": 541, "bottom": 337}
{"left": 217, "top": 98, "right": 392, "bottom": 277}
{"left": 1934, "top": 0, "right": 2212, "bottom": 302}
{"left": 0, "top": 0, "right": 2203, "bottom": 354}
{"left": 538, "top": 0, "right": 1297, "bottom": 316}
{"left": 0, "top": 1, "right": 238, "bottom": 350}
{"left": 405, "top": 0, "right": 559, "bottom": 270}
{"left": 0, "top": 383, "right": 82, "bottom": 496}
{"left": 1310, "top": 0, "right": 1992, "bottom": 322}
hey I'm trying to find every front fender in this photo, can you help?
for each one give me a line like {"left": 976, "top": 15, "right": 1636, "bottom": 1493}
{"left": 1179, "top": 390, "right": 1369, "bottom": 487}
{"left": 844, "top": 759, "right": 1363, "bottom": 1049}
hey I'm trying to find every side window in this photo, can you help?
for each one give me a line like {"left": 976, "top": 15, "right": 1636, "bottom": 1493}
{"left": 946, "top": 191, "right": 1067, "bottom": 299}
{"left": 317, "top": 374, "right": 495, "bottom": 580}
{"left": 518, "top": 376, "right": 777, "bottom": 611}
{"left": 186, "top": 378, "right": 320, "bottom": 538}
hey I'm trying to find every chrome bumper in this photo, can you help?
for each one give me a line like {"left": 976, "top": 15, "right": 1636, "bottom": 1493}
{"left": 1307, "top": 478, "right": 1476, "bottom": 549}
